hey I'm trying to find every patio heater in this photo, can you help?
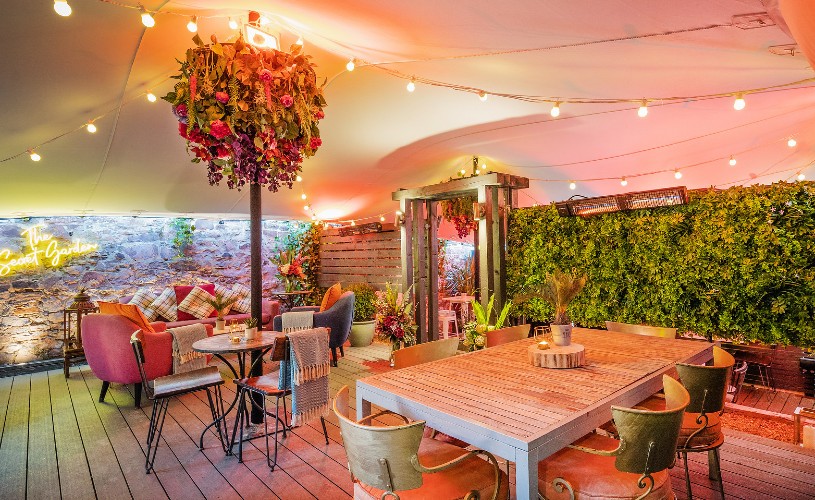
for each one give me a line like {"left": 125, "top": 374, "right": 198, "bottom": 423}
{"left": 63, "top": 288, "right": 98, "bottom": 378}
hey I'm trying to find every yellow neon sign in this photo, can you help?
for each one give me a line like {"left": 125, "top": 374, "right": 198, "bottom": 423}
{"left": 0, "top": 224, "right": 99, "bottom": 277}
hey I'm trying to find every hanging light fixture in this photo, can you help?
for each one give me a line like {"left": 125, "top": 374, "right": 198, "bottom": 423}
{"left": 620, "top": 177, "right": 628, "bottom": 187}
{"left": 29, "top": 150, "right": 41, "bottom": 162}
{"left": 733, "top": 93, "right": 746, "bottom": 110}
{"left": 406, "top": 78, "right": 416, "bottom": 93}
{"left": 140, "top": 8, "right": 155, "bottom": 28}
{"left": 788, "top": 137, "right": 798, "bottom": 148}
{"left": 346, "top": 58, "right": 356, "bottom": 72}
{"left": 53, "top": 0, "right": 72, "bottom": 16}
{"left": 674, "top": 169, "right": 683, "bottom": 179}
{"left": 550, "top": 101, "right": 561, "bottom": 117}
{"left": 797, "top": 172, "right": 806, "bottom": 181}
{"left": 478, "top": 91, "right": 488, "bottom": 102}
{"left": 569, "top": 181, "right": 577, "bottom": 190}
{"left": 146, "top": 92, "right": 157, "bottom": 102}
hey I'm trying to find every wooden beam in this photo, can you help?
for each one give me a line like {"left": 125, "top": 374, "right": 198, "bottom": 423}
{"left": 428, "top": 200, "right": 439, "bottom": 341}
{"left": 414, "top": 199, "right": 428, "bottom": 344}
{"left": 392, "top": 172, "right": 529, "bottom": 201}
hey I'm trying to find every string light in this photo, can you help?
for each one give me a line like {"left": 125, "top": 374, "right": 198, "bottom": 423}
{"left": 186, "top": 16, "right": 198, "bottom": 33}
{"left": 478, "top": 91, "right": 488, "bottom": 102}
{"left": 140, "top": 8, "right": 155, "bottom": 28}
{"left": 86, "top": 122, "right": 97, "bottom": 134}
{"left": 620, "top": 177, "right": 628, "bottom": 186}
{"left": 788, "top": 137, "right": 797, "bottom": 148}
{"left": 228, "top": 17, "right": 239, "bottom": 30}
{"left": 406, "top": 78, "right": 416, "bottom": 93}
{"left": 729, "top": 156, "right": 737, "bottom": 166}
{"left": 480, "top": 161, "right": 487, "bottom": 170}
{"left": 300, "top": 193, "right": 307, "bottom": 200}
{"left": 550, "top": 102, "right": 561, "bottom": 117}
{"left": 733, "top": 93, "right": 746, "bottom": 111}
{"left": 296, "top": 175, "right": 303, "bottom": 182}
{"left": 637, "top": 100, "right": 649, "bottom": 118}
{"left": 53, "top": 0, "right": 71, "bottom": 17}
{"left": 350, "top": 220, "right": 356, "bottom": 226}
{"left": 311, "top": 215, "right": 317, "bottom": 220}
{"left": 460, "top": 168, "right": 466, "bottom": 176}
{"left": 29, "top": 150, "right": 41, "bottom": 162}
{"left": 380, "top": 216, "right": 386, "bottom": 222}
{"left": 569, "top": 181, "right": 576, "bottom": 190}
{"left": 797, "top": 172, "right": 806, "bottom": 181}
{"left": 303, "top": 204, "right": 310, "bottom": 211}
{"left": 296, "top": 36, "right": 304, "bottom": 46}
{"left": 146, "top": 92, "right": 157, "bottom": 102}
{"left": 346, "top": 58, "right": 355, "bottom": 72}
{"left": 674, "top": 169, "right": 683, "bottom": 179}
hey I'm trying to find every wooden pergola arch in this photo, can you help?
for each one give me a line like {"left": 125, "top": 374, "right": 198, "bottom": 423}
{"left": 392, "top": 173, "right": 529, "bottom": 343}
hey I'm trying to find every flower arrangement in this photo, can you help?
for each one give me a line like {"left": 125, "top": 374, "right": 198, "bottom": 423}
{"left": 441, "top": 195, "right": 478, "bottom": 238}
{"left": 374, "top": 283, "right": 416, "bottom": 348}
{"left": 163, "top": 34, "right": 326, "bottom": 192}
{"left": 462, "top": 294, "right": 512, "bottom": 351}
{"left": 270, "top": 248, "right": 307, "bottom": 291}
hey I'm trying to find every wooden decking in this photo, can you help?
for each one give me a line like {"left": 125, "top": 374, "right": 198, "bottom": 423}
{"left": 0, "top": 342, "right": 814, "bottom": 500}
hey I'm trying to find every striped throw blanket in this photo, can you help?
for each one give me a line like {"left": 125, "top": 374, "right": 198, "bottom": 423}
{"left": 169, "top": 324, "right": 207, "bottom": 374}
{"left": 279, "top": 327, "right": 330, "bottom": 426}
{"left": 281, "top": 311, "right": 314, "bottom": 332}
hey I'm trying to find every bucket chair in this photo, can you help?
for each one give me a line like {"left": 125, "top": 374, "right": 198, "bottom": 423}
{"left": 333, "top": 385, "right": 508, "bottom": 500}
{"left": 538, "top": 375, "right": 690, "bottom": 500}
{"left": 605, "top": 321, "right": 678, "bottom": 339}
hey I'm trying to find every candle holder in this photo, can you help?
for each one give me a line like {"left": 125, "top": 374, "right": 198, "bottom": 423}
{"left": 793, "top": 407, "right": 815, "bottom": 449}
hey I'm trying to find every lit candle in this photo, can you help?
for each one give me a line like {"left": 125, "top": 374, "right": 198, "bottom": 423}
{"left": 804, "top": 425, "right": 815, "bottom": 450}
{"left": 537, "top": 341, "right": 550, "bottom": 350}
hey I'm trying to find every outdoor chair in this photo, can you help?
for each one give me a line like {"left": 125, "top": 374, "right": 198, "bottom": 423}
{"left": 538, "top": 374, "right": 690, "bottom": 500}
{"left": 130, "top": 330, "right": 226, "bottom": 474}
{"left": 485, "top": 324, "right": 530, "bottom": 348}
{"left": 392, "top": 337, "right": 459, "bottom": 369}
{"left": 438, "top": 309, "right": 459, "bottom": 339}
{"left": 605, "top": 321, "right": 678, "bottom": 339}
{"left": 333, "top": 385, "right": 508, "bottom": 500}
{"left": 727, "top": 360, "right": 748, "bottom": 404}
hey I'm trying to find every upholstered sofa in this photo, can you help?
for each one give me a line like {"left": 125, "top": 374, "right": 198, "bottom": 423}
{"left": 120, "top": 294, "right": 279, "bottom": 330}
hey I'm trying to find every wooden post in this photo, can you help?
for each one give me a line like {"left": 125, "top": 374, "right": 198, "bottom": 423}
{"left": 400, "top": 198, "right": 414, "bottom": 294}
{"left": 249, "top": 182, "right": 264, "bottom": 424}
{"left": 428, "top": 200, "right": 439, "bottom": 341}
{"left": 414, "top": 199, "right": 427, "bottom": 344}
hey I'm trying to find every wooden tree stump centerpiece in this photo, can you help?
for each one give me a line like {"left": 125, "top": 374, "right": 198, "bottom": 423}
{"left": 527, "top": 343, "right": 585, "bottom": 369}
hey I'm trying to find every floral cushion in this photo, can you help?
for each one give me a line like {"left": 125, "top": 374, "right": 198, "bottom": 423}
{"left": 128, "top": 287, "right": 159, "bottom": 321}
{"left": 231, "top": 284, "right": 251, "bottom": 313}
{"left": 177, "top": 286, "right": 217, "bottom": 320}
{"left": 150, "top": 287, "right": 178, "bottom": 322}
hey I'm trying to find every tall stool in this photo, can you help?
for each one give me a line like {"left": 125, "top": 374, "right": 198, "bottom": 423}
{"left": 130, "top": 331, "right": 227, "bottom": 474}
{"left": 438, "top": 309, "right": 459, "bottom": 339}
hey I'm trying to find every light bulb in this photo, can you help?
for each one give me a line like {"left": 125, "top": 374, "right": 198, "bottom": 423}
{"left": 350, "top": 220, "right": 356, "bottom": 226}
{"left": 311, "top": 215, "right": 317, "bottom": 220}
{"left": 788, "top": 137, "right": 797, "bottom": 148}
{"left": 674, "top": 170, "right": 683, "bottom": 179}
{"left": 346, "top": 58, "right": 355, "bottom": 72}
{"left": 296, "top": 175, "right": 303, "bottom": 182}
{"left": 296, "top": 36, "right": 304, "bottom": 46}
{"left": 146, "top": 92, "right": 157, "bottom": 102}
{"left": 797, "top": 172, "right": 806, "bottom": 181}
{"left": 54, "top": 0, "right": 71, "bottom": 17}
{"left": 480, "top": 162, "right": 486, "bottom": 170}
{"left": 637, "top": 100, "right": 648, "bottom": 118}
{"left": 141, "top": 10, "right": 155, "bottom": 28}
{"left": 478, "top": 91, "right": 488, "bottom": 102}
{"left": 29, "top": 151, "right": 41, "bottom": 162}
{"left": 228, "top": 17, "right": 239, "bottom": 30}
{"left": 729, "top": 156, "right": 737, "bottom": 166}
{"left": 406, "top": 79, "right": 415, "bottom": 93}
{"left": 569, "top": 181, "right": 576, "bottom": 190}
{"left": 550, "top": 102, "right": 561, "bottom": 118}
{"left": 460, "top": 169, "right": 466, "bottom": 175}
{"left": 187, "top": 16, "right": 198, "bottom": 33}
{"left": 733, "top": 93, "right": 746, "bottom": 111}
{"left": 300, "top": 193, "right": 307, "bottom": 200}
{"left": 303, "top": 204, "right": 310, "bottom": 211}
{"left": 86, "top": 122, "right": 97, "bottom": 134}
{"left": 620, "top": 177, "right": 628, "bottom": 187}
{"left": 380, "top": 216, "right": 386, "bottom": 222}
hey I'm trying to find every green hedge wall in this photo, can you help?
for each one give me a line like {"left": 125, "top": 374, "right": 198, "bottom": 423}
{"left": 507, "top": 182, "right": 815, "bottom": 347}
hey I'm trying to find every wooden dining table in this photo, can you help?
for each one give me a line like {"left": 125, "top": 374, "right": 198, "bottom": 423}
{"left": 356, "top": 327, "right": 712, "bottom": 500}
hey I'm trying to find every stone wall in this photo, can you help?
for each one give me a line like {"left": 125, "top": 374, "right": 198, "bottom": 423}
{"left": 0, "top": 216, "right": 304, "bottom": 365}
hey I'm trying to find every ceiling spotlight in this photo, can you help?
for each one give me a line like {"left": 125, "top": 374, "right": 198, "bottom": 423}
{"left": 295, "top": 175, "right": 303, "bottom": 182}
{"left": 300, "top": 193, "right": 307, "bottom": 200}
{"left": 140, "top": 9, "right": 155, "bottom": 28}
{"left": 478, "top": 91, "right": 488, "bottom": 102}
{"left": 53, "top": 0, "right": 72, "bottom": 17}
{"left": 569, "top": 181, "right": 577, "bottom": 190}
{"left": 550, "top": 101, "right": 561, "bottom": 118}
{"left": 620, "top": 177, "right": 628, "bottom": 187}
{"left": 729, "top": 156, "right": 737, "bottom": 166}
{"left": 86, "top": 122, "right": 97, "bottom": 133}
{"left": 637, "top": 100, "right": 648, "bottom": 118}
{"left": 674, "top": 170, "right": 683, "bottom": 179}
{"left": 797, "top": 172, "right": 806, "bottom": 181}
{"left": 346, "top": 58, "right": 355, "bottom": 72}
{"left": 29, "top": 150, "right": 41, "bottom": 162}
{"left": 406, "top": 78, "right": 416, "bottom": 93}
{"left": 228, "top": 17, "right": 239, "bottom": 30}
{"left": 146, "top": 92, "right": 157, "bottom": 102}
{"left": 788, "top": 137, "right": 797, "bottom": 148}
{"left": 295, "top": 36, "right": 304, "bottom": 46}
{"left": 733, "top": 93, "right": 746, "bottom": 111}
{"left": 187, "top": 16, "right": 198, "bottom": 33}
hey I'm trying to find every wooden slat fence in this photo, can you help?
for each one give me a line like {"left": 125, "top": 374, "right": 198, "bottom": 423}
{"left": 319, "top": 225, "right": 402, "bottom": 289}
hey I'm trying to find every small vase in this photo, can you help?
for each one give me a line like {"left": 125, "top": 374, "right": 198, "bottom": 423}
{"left": 215, "top": 319, "right": 226, "bottom": 331}
{"left": 389, "top": 340, "right": 404, "bottom": 367}
{"left": 550, "top": 324, "right": 572, "bottom": 346}
{"left": 244, "top": 327, "right": 258, "bottom": 340}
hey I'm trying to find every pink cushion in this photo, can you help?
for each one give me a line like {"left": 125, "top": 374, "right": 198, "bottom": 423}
{"left": 175, "top": 284, "right": 215, "bottom": 321}
{"left": 538, "top": 433, "right": 673, "bottom": 499}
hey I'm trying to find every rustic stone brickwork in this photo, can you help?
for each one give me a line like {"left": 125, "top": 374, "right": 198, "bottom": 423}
{"left": 0, "top": 216, "right": 303, "bottom": 365}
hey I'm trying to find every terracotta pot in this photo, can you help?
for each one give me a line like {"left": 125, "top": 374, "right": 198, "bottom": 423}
{"left": 550, "top": 324, "right": 572, "bottom": 346}
{"left": 350, "top": 321, "right": 375, "bottom": 347}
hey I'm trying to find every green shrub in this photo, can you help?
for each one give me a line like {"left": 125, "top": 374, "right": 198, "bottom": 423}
{"left": 347, "top": 283, "right": 377, "bottom": 322}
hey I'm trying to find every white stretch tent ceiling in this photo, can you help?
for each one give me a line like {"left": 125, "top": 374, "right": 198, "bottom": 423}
{"left": 2, "top": 0, "right": 815, "bottom": 226}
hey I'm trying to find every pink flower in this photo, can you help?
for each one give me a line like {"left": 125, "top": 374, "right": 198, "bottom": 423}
{"left": 209, "top": 120, "right": 232, "bottom": 139}
{"left": 259, "top": 69, "right": 273, "bottom": 82}
{"left": 281, "top": 94, "right": 294, "bottom": 108}
{"left": 309, "top": 137, "right": 322, "bottom": 149}
{"left": 173, "top": 104, "right": 188, "bottom": 118}
{"left": 215, "top": 92, "right": 229, "bottom": 103}
{"left": 315, "top": 110, "right": 325, "bottom": 120}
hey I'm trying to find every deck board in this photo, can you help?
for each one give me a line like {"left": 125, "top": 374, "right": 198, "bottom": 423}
{"left": 1, "top": 342, "right": 814, "bottom": 499}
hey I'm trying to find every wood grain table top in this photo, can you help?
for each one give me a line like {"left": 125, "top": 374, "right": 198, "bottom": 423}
{"left": 192, "top": 331, "right": 282, "bottom": 355}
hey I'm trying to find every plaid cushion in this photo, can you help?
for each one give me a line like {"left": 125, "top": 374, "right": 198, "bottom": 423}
{"left": 178, "top": 286, "right": 216, "bottom": 319}
{"left": 232, "top": 283, "right": 250, "bottom": 299}
{"left": 129, "top": 287, "right": 159, "bottom": 321}
{"left": 215, "top": 284, "right": 242, "bottom": 315}
{"left": 150, "top": 287, "right": 178, "bottom": 322}
{"left": 231, "top": 284, "right": 251, "bottom": 313}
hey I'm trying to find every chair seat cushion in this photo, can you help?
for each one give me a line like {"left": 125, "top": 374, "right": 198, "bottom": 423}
{"left": 235, "top": 373, "right": 289, "bottom": 396}
{"left": 152, "top": 365, "right": 223, "bottom": 398}
{"left": 677, "top": 412, "right": 723, "bottom": 449}
{"left": 538, "top": 433, "right": 673, "bottom": 500}
{"left": 354, "top": 437, "right": 508, "bottom": 500}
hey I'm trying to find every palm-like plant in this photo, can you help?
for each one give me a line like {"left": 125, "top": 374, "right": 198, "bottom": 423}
{"left": 204, "top": 294, "right": 239, "bottom": 320}
{"left": 519, "top": 269, "right": 586, "bottom": 324}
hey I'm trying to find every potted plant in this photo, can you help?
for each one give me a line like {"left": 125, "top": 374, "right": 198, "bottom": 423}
{"left": 374, "top": 283, "right": 417, "bottom": 366}
{"left": 462, "top": 294, "right": 512, "bottom": 351}
{"left": 348, "top": 283, "right": 377, "bottom": 347}
{"left": 243, "top": 317, "right": 258, "bottom": 340}
{"left": 518, "top": 269, "right": 586, "bottom": 346}
{"left": 204, "top": 294, "right": 238, "bottom": 331}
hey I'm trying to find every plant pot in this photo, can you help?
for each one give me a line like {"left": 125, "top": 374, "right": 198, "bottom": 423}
{"left": 550, "top": 324, "right": 572, "bottom": 346}
{"left": 215, "top": 319, "right": 226, "bottom": 331}
{"left": 350, "top": 320, "right": 375, "bottom": 347}
{"left": 244, "top": 327, "right": 258, "bottom": 340}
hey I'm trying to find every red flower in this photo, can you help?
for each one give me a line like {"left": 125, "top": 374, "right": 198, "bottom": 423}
{"left": 178, "top": 121, "right": 188, "bottom": 139}
{"left": 315, "top": 110, "right": 325, "bottom": 120}
{"left": 309, "top": 137, "right": 322, "bottom": 149}
{"left": 281, "top": 94, "right": 294, "bottom": 108}
{"left": 209, "top": 120, "right": 232, "bottom": 139}
{"left": 215, "top": 92, "right": 229, "bottom": 104}
{"left": 259, "top": 69, "right": 273, "bottom": 82}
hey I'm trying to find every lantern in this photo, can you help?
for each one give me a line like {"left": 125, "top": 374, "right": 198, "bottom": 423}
{"left": 62, "top": 288, "right": 97, "bottom": 378}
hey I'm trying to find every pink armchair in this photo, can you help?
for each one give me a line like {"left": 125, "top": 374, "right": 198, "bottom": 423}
{"left": 81, "top": 314, "right": 213, "bottom": 407}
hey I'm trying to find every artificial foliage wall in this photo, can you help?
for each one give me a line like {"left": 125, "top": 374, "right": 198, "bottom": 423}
{"left": 507, "top": 182, "right": 815, "bottom": 347}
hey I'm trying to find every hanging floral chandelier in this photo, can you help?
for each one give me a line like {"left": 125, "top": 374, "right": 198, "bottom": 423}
{"left": 163, "top": 34, "right": 326, "bottom": 191}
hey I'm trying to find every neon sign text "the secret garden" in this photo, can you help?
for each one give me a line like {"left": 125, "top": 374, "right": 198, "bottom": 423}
{"left": 0, "top": 224, "right": 99, "bottom": 277}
